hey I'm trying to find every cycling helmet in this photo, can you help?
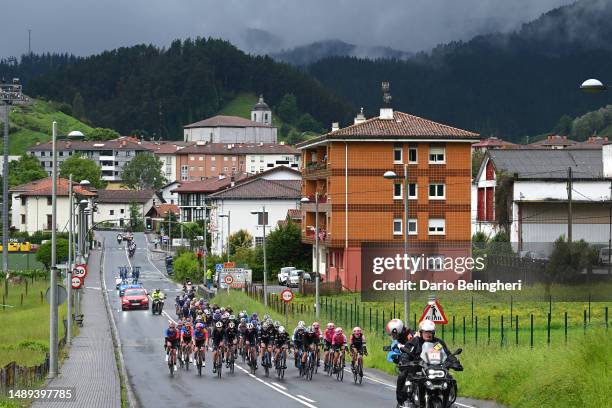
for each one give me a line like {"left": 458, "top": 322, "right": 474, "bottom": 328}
{"left": 195, "top": 315, "right": 202, "bottom": 322}
{"left": 297, "top": 325, "right": 305, "bottom": 332}
{"left": 177, "top": 320, "right": 184, "bottom": 326}
{"left": 215, "top": 321, "right": 223, "bottom": 328}
{"left": 229, "top": 314, "right": 236, "bottom": 321}
{"left": 220, "top": 307, "right": 226, "bottom": 313}
{"left": 204, "top": 309, "right": 211, "bottom": 316}
{"left": 326, "top": 322, "right": 335, "bottom": 330}
{"left": 312, "top": 322, "right": 320, "bottom": 330}
{"left": 386, "top": 319, "right": 404, "bottom": 335}
{"left": 229, "top": 322, "right": 235, "bottom": 329}
{"left": 238, "top": 312, "right": 245, "bottom": 319}
{"left": 278, "top": 326, "right": 285, "bottom": 334}
{"left": 196, "top": 323, "right": 204, "bottom": 330}
{"left": 214, "top": 309, "right": 221, "bottom": 314}
{"left": 262, "top": 322, "right": 269, "bottom": 330}
{"left": 352, "top": 327, "right": 362, "bottom": 335}
{"left": 298, "top": 320, "right": 305, "bottom": 327}
{"left": 419, "top": 320, "right": 436, "bottom": 333}
{"left": 213, "top": 312, "right": 221, "bottom": 321}
{"left": 185, "top": 321, "right": 192, "bottom": 327}
{"left": 240, "top": 317, "right": 247, "bottom": 323}
{"left": 155, "top": 288, "right": 160, "bottom": 292}
{"left": 335, "top": 327, "right": 343, "bottom": 334}
{"left": 251, "top": 312, "right": 258, "bottom": 320}
{"left": 263, "top": 313, "right": 270, "bottom": 321}
{"left": 169, "top": 322, "right": 176, "bottom": 328}
{"left": 273, "top": 321, "right": 280, "bottom": 328}
{"left": 222, "top": 312, "right": 230, "bottom": 320}
{"left": 304, "top": 327, "right": 311, "bottom": 334}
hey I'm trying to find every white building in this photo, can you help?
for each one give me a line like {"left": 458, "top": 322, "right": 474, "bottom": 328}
{"left": 137, "top": 140, "right": 193, "bottom": 183}
{"left": 96, "top": 189, "right": 162, "bottom": 227}
{"left": 9, "top": 178, "right": 96, "bottom": 234}
{"left": 208, "top": 167, "right": 301, "bottom": 255}
{"left": 160, "top": 181, "right": 180, "bottom": 205}
{"left": 183, "top": 96, "right": 277, "bottom": 143}
{"left": 473, "top": 148, "right": 612, "bottom": 255}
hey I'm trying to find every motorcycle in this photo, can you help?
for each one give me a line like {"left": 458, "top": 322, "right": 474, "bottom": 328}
{"left": 385, "top": 341, "right": 462, "bottom": 408}
{"left": 152, "top": 297, "right": 165, "bottom": 315}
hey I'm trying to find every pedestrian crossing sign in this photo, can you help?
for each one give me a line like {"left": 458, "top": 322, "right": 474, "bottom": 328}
{"left": 419, "top": 299, "right": 448, "bottom": 324}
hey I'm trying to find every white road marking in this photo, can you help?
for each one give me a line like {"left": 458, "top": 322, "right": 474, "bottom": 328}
{"left": 234, "top": 365, "right": 318, "bottom": 408}
{"left": 85, "top": 286, "right": 101, "bottom": 290}
{"left": 296, "top": 395, "right": 316, "bottom": 403}
{"left": 343, "top": 368, "right": 394, "bottom": 389}
{"left": 454, "top": 403, "right": 477, "bottom": 408}
{"left": 271, "top": 382, "right": 287, "bottom": 390}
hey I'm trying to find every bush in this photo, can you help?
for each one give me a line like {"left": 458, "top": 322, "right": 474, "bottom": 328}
{"left": 174, "top": 252, "right": 203, "bottom": 283}
{"left": 36, "top": 239, "right": 69, "bottom": 270}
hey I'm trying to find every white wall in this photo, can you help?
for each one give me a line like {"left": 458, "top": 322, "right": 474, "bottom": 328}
{"left": 161, "top": 182, "right": 179, "bottom": 205}
{"left": 184, "top": 126, "right": 277, "bottom": 144}
{"left": 513, "top": 180, "right": 611, "bottom": 202}
{"left": 96, "top": 203, "right": 133, "bottom": 225}
{"left": 17, "top": 196, "right": 91, "bottom": 234}
{"left": 209, "top": 199, "right": 299, "bottom": 255}
{"left": 245, "top": 154, "right": 301, "bottom": 174}
{"left": 158, "top": 154, "right": 177, "bottom": 183}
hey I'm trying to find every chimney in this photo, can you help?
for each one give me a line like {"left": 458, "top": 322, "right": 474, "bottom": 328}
{"left": 331, "top": 122, "right": 339, "bottom": 132}
{"left": 380, "top": 81, "right": 393, "bottom": 119}
{"left": 354, "top": 107, "right": 366, "bottom": 124}
{"left": 230, "top": 175, "right": 235, "bottom": 187}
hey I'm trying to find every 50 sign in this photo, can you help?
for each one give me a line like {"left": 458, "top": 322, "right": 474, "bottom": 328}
{"left": 73, "top": 264, "right": 88, "bottom": 279}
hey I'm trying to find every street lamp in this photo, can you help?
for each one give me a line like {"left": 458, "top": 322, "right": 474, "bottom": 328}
{"left": 580, "top": 78, "right": 612, "bottom": 274}
{"left": 251, "top": 207, "right": 268, "bottom": 307}
{"left": 383, "top": 166, "right": 411, "bottom": 326}
{"left": 78, "top": 199, "right": 88, "bottom": 261}
{"left": 1, "top": 78, "right": 27, "bottom": 286}
{"left": 49, "top": 121, "right": 59, "bottom": 379}
{"left": 301, "top": 195, "right": 321, "bottom": 318}
{"left": 219, "top": 211, "right": 231, "bottom": 262}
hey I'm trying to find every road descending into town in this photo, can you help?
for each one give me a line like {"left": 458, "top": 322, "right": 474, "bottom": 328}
{"left": 98, "top": 231, "right": 494, "bottom": 408}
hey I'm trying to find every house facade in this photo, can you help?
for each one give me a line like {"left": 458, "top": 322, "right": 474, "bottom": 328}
{"left": 297, "top": 107, "right": 479, "bottom": 290}
{"left": 95, "top": 189, "right": 162, "bottom": 227}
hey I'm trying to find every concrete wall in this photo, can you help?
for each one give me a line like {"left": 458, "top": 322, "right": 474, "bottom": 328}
{"left": 184, "top": 127, "right": 277, "bottom": 144}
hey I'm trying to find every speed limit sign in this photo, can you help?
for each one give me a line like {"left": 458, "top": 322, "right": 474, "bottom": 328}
{"left": 74, "top": 264, "right": 88, "bottom": 279}
{"left": 224, "top": 275, "right": 234, "bottom": 285}
{"left": 280, "top": 289, "right": 294, "bottom": 303}
{"left": 71, "top": 276, "right": 83, "bottom": 289}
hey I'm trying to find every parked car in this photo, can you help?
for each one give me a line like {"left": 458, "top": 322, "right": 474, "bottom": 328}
{"left": 121, "top": 288, "right": 149, "bottom": 311}
{"left": 599, "top": 247, "right": 612, "bottom": 265}
{"left": 287, "top": 270, "right": 312, "bottom": 287}
{"left": 519, "top": 250, "right": 548, "bottom": 262}
{"left": 278, "top": 267, "right": 296, "bottom": 285}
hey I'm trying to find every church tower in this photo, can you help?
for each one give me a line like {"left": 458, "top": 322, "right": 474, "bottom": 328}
{"left": 251, "top": 95, "right": 272, "bottom": 125}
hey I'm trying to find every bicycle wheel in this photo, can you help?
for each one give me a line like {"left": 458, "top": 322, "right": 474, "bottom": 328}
{"left": 353, "top": 359, "right": 358, "bottom": 383}
{"left": 169, "top": 359, "right": 174, "bottom": 377}
{"left": 229, "top": 351, "right": 235, "bottom": 374}
{"left": 358, "top": 356, "right": 363, "bottom": 384}
{"left": 337, "top": 353, "right": 344, "bottom": 382}
{"left": 264, "top": 352, "right": 270, "bottom": 377}
{"left": 307, "top": 354, "right": 314, "bottom": 381}
{"left": 196, "top": 351, "right": 202, "bottom": 377}
{"left": 184, "top": 348, "right": 190, "bottom": 371}
{"left": 217, "top": 352, "right": 223, "bottom": 378}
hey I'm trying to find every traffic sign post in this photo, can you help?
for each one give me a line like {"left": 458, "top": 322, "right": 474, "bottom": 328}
{"left": 71, "top": 276, "right": 83, "bottom": 289}
{"left": 74, "top": 264, "right": 87, "bottom": 279}
{"left": 419, "top": 298, "right": 448, "bottom": 325}
{"left": 280, "top": 289, "right": 294, "bottom": 328}
{"left": 45, "top": 285, "right": 67, "bottom": 306}
{"left": 224, "top": 274, "right": 234, "bottom": 294}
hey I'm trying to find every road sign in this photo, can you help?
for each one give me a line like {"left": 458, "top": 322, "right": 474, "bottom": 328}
{"left": 216, "top": 264, "right": 224, "bottom": 272}
{"left": 71, "top": 276, "right": 83, "bottom": 289}
{"left": 45, "top": 285, "right": 68, "bottom": 305}
{"left": 74, "top": 264, "right": 88, "bottom": 279}
{"left": 419, "top": 299, "right": 448, "bottom": 325}
{"left": 224, "top": 262, "right": 236, "bottom": 268}
{"left": 280, "top": 289, "right": 294, "bottom": 303}
{"left": 224, "top": 275, "right": 234, "bottom": 285}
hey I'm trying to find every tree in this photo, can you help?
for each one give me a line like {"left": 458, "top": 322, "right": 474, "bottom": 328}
{"left": 129, "top": 201, "right": 143, "bottom": 231}
{"left": 229, "top": 229, "right": 253, "bottom": 255}
{"left": 8, "top": 154, "right": 47, "bottom": 188}
{"left": 174, "top": 252, "right": 202, "bottom": 282}
{"left": 296, "top": 113, "right": 322, "bottom": 133}
{"left": 86, "top": 127, "right": 119, "bottom": 141}
{"left": 265, "top": 220, "right": 310, "bottom": 275}
{"left": 36, "top": 238, "right": 69, "bottom": 270}
{"left": 545, "top": 237, "right": 597, "bottom": 284}
{"left": 71, "top": 92, "right": 85, "bottom": 120}
{"left": 121, "top": 153, "right": 165, "bottom": 190}
{"left": 553, "top": 114, "right": 573, "bottom": 135}
{"left": 277, "top": 94, "right": 299, "bottom": 125}
{"left": 471, "top": 150, "right": 485, "bottom": 179}
{"left": 59, "top": 154, "right": 105, "bottom": 189}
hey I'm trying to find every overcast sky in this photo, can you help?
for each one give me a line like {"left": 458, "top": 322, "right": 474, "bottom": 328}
{"left": 1, "top": 0, "right": 575, "bottom": 58}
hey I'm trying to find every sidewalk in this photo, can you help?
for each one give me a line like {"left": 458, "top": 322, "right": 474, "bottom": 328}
{"left": 33, "top": 249, "right": 121, "bottom": 408}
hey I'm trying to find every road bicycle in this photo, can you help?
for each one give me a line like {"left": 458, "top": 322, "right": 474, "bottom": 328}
{"left": 262, "top": 347, "right": 272, "bottom": 377}
{"left": 247, "top": 345, "right": 258, "bottom": 374}
{"left": 225, "top": 343, "right": 235, "bottom": 374}
{"left": 352, "top": 349, "right": 364, "bottom": 384}
{"left": 166, "top": 345, "right": 177, "bottom": 377}
{"left": 181, "top": 343, "right": 191, "bottom": 370}
{"left": 194, "top": 345, "right": 206, "bottom": 377}
{"left": 214, "top": 345, "right": 224, "bottom": 378}
{"left": 275, "top": 347, "right": 287, "bottom": 380}
{"left": 334, "top": 347, "right": 346, "bottom": 382}
{"left": 304, "top": 348, "right": 316, "bottom": 381}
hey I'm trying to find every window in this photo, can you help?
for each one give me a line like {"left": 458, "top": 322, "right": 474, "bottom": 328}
{"left": 428, "top": 219, "right": 446, "bottom": 235}
{"left": 41, "top": 152, "right": 46, "bottom": 157}
{"left": 47, "top": 197, "right": 52, "bottom": 206}
{"left": 21, "top": 214, "right": 25, "bottom": 224}
{"left": 211, "top": 166, "right": 216, "bottom": 171}
{"left": 59, "top": 151, "right": 64, "bottom": 157}
{"left": 190, "top": 156, "right": 195, "bottom": 161}
{"left": 428, "top": 184, "right": 445, "bottom": 199}
{"left": 232, "top": 157, "right": 236, "bottom": 162}
{"left": 47, "top": 214, "right": 53, "bottom": 230}
{"left": 199, "top": 156, "right": 203, "bottom": 161}
{"left": 126, "top": 151, "right": 131, "bottom": 157}
{"left": 181, "top": 165, "right": 188, "bottom": 181}
{"left": 211, "top": 156, "right": 216, "bottom": 161}
{"left": 120, "top": 209, "right": 124, "bottom": 214}
{"left": 408, "top": 183, "right": 417, "bottom": 199}
{"left": 265, "top": 113, "right": 269, "bottom": 121}
{"left": 429, "top": 146, "right": 445, "bottom": 164}
{"left": 393, "top": 147, "right": 403, "bottom": 163}
{"left": 408, "top": 147, "right": 418, "bottom": 163}
{"left": 427, "top": 256, "right": 444, "bottom": 271}
{"left": 393, "top": 219, "right": 402, "bottom": 235}
{"left": 232, "top": 167, "right": 236, "bottom": 172}
{"left": 110, "top": 210, "right": 115, "bottom": 216}
{"left": 257, "top": 212, "right": 269, "bottom": 225}
{"left": 224, "top": 167, "right": 228, "bottom": 172}
{"left": 255, "top": 236, "right": 265, "bottom": 246}
{"left": 407, "top": 218, "right": 417, "bottom": 235}
{"left": 224, "top": 157, "right": 228, "bottom": 161}
{"left": 189, "top": 166, "right": 194, "bottom": 172}
{"left": 394, "top": 183, "right": 402, "bottom": 199}
{"left": 198, "top": 166, "right": 203, "bottom": 171}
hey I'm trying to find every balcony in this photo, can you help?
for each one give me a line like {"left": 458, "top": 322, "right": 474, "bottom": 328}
{"left": 303, "top": 161, "right": 330, "bottom": 179}
{"left": 303, "top": 227, "right": 329, "bottom": 245}
{"left": 99, "top": 155, "right": 116, "bottom": 162}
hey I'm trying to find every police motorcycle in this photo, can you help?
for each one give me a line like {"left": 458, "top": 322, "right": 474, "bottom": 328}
{"left": 385, "top": 340, "right": 462, "bottom": 408}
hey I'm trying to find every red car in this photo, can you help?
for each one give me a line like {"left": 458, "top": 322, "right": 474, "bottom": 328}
{"left": 121, "top": 288, "right": 149, "bottom": 311}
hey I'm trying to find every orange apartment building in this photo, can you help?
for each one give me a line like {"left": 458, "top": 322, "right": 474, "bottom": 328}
{"left": 297, "top": 107, "right": 479, "bottom": 291}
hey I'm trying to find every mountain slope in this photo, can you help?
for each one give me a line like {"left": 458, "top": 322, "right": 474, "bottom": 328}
{"left": 1, "top": 99, "right": 92, "bottom": 155}
{"left": 307, "top": 0, "right": 612, "bottom": 140}
{"left": 4, "top": 38, "right": 354, "bottom": 140}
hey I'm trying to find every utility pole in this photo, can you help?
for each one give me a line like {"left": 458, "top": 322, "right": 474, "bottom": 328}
{"left": 262, "top": 206, "right": 267, "bottom": 307}
{"left": 49, "top": 121, "right": 58, "bottom": 378}
{"left": 314, "top": 194, "right": 320, "bottom": 319}
{"left": 67, "top": 174, "right": 73, "bottom": 344}
{"left": 227, "top": 211, "right": 231, "bottom": 263}
{"left": 403, "top": 163, "right": 410, "bottom": 325}
{"left": 609, "top": 180, "right": 611, "bottom": 275}
{"left": 567, "top": 167, "right": 573, "bottom": 243}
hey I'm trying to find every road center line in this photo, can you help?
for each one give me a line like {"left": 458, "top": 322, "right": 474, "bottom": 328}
{"left": 271, "top": 382, "right": 287, "bottom": 390}
{"left": 296, "top": 395, "right": 316, "bottom": 403}
{"left": 454, "top": 403, "right": 477, "bottom": 408}
{"left": 234, "top": 365, "right": 318, "bottom": 408}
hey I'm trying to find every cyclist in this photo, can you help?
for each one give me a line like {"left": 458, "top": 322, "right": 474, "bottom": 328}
{"left": 311, "top": 322, "right": 322, "bottom": 367}
{"left": 259, "top": 322, "right": 276, "bottom": 368}
{"left": 292, "top": 323, "right": 306, "bottom": 368}
{"left": 181, "top": 321, "right": 194, "bottom": 365}
{"left": 225, "top": 321, "right": 238, "bottom": 366}
{"left": 175, "top": 293, "right": 184, "bottom": 317}
{"left": 323, "top": 322, "right": 335, "bottom": 372}
{"left": 237, "top": 318, "right": 248, "bottom": 355}
{"left": 193, "top": 322, "right": 208, "bottom": 367}
{"left": 301, "top": 326, "right": 319, "bottom": 369}
{"left": 273, "top": 326, "right": 290, "bottom": 369}
{"left": 349, "top": 327, "right": 368, "bottom": 372}
{"left": 211, "top": 321, "right": 226, "bottom": 374}
{"left": 164, "top": 322, "right": 180, "bottom": 371}
{"left": 331, "top": 327, "right": 347, "bottom": 373}
{"left": 244, "top": 323, "right": 258, "bottom": 369}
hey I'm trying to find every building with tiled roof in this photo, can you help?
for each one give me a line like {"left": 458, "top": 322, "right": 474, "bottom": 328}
{"left": 297, "top": 104, "right": 479, "bottom": 290}
{"left": 184, "top": 97, "right": 277, "bottom": 143}
{"left": 527, "top": 135, "right": 578, "bottom": 149}
{"left": 95, "top": 189, "right": 162, "bottom": 228}
{"left": 569, "top": 136, "right": 609, "bottom": 150}
{"left": 9, "top": 178, "right": 97, "bottom": 234}
{"left": 136, "top": 139, "right": 194, "bottom": 183}
{"left": 27, "top": 138, "right": 154, "bottom": 183}
{"left": 472, "top": 137, "right": 517, "bottom": 152}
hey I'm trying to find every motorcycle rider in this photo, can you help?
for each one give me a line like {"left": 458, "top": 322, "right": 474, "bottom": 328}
{"left": 386, "top": 319, "right": 414, "bottom": 408}
{"left": 151, "top": 288, "right": 165, "bottom": 313}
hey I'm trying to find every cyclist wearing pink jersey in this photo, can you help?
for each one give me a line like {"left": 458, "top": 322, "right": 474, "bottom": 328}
{"left": 331, "top": 327, "right": 347, "bottom": 373}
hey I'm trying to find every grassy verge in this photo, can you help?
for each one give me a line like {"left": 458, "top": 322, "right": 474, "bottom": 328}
{"left": 212, "top": 290, "right": 611, "bottom": 408}
{"left": 7, "top": 253, "right": 44, "bottom": 270}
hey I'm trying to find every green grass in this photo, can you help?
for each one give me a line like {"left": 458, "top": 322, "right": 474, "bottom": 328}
{"left": 218, "top": 93, "right": 283, "bottom": 128}
{"left": 212, "top": 290, "right": 612, "bottom": 408}
{"left": 1, "top": 99, "right": 93, "bottom": 155}
{"left": 7, "top": 253, "right": 44, "bottom": 271}
{"left": 0, "top": 278, "right": 71, "bottom": 367}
